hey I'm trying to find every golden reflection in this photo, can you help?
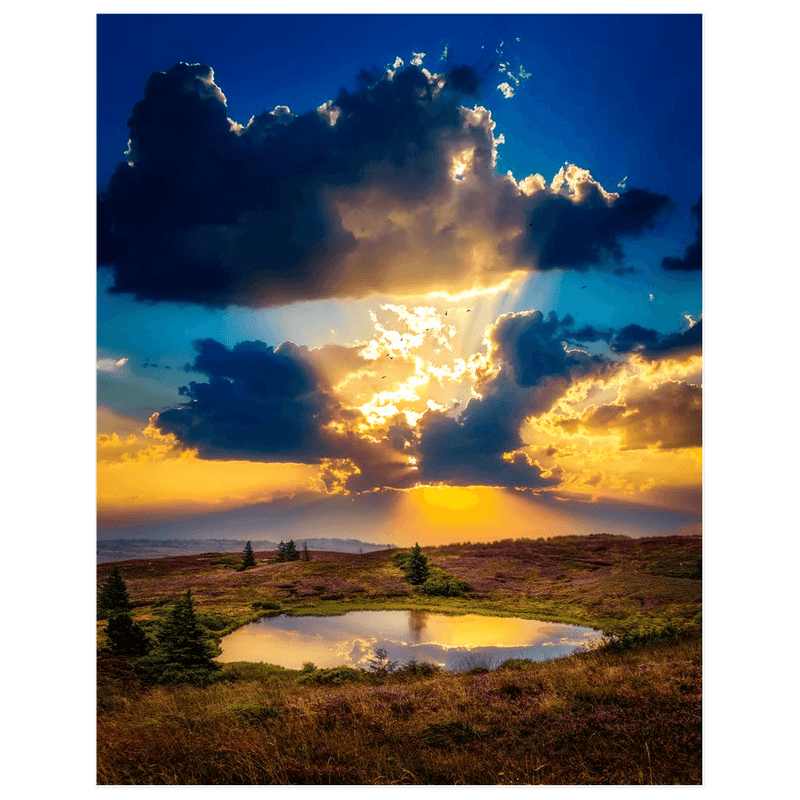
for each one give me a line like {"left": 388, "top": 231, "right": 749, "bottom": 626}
{"left": 217, "top": 610, "right": 602, "bottom": 669}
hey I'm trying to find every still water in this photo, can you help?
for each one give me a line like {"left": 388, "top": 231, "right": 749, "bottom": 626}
{"left": 217, "top": 610, "right": 602, "bottom": 671}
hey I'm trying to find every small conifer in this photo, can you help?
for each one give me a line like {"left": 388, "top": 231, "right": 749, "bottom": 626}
{"left": 105, "top": 612, "right": 149, "bottom": 657}
{"left": 97, "top": 567, "right": 132, "bottom": 619}
{"left": 242, "top": 540, "right": 256, "bottom": 569}
{"left": 406, "top": 543, "right": 431, "bottom": 585}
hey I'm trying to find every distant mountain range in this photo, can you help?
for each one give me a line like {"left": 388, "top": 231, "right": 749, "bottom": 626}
{"left": 97, "top": 537, "right": 396, "bottom": 564}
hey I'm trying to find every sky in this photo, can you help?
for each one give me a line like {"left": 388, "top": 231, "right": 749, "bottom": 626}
{"left": 96, "top": 13, "right": 703, "bottom": 547}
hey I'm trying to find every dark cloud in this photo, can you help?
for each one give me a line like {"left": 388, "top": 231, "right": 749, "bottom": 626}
{"left": 513, "top": 184, "right": 672, "bottom": 271}
{"left": 149, "top": 310, "right": 701, "bottom": 492}
{"left": 610, "top": 320, "right": 702, "bottom": 360}
{"left": 99, "top": 62, "right": 672, "bottom": 308}
{"left": 152, "top": 337, "right": 418, "bottom": 490}
{"left": 155, "top": 338, "right": 339, "bottom": 461}
{"left": 570, "top": 381, "right": 702, "bottom": 450}
{"left": 662, "top": 196, "right": 702, "bottom": 271}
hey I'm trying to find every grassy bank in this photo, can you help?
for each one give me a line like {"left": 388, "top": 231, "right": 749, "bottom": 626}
{"left": 98, "top": 632, "right": 700, "bottom": 784}
{"left": 96, "top": 534, "right": 701, "bottom": 784}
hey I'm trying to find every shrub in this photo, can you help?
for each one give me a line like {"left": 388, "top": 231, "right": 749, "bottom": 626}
{"left": 396, "top": 657, "right": 441, "bottom": 678}
{"left": 420, "top": 574, "right": 471, "bottom": 597}
{"left": 296, "top": 666, "right": 365, "bottom": 685}
{"left": 251, "top": 600, "right": 282, "bottom": 611}
{"left": 196, "top": 612, "right": 230, "bottom": 632}
{"left": 208, "top": 554, "right": 241, "bottom": 567}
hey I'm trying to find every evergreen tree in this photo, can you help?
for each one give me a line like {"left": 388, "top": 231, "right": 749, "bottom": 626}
{"left": 135, "top": 589, "right": 219, "bottom": 683}
{"left": 241, "top": 540, "right": 256, "bottom": 569}
{"left": 105, "top": 612, "right": 149, "bottom": 657}
{"left": 276, "top": 540, "right": 300, "bottom": 562}
{"left": 97, "top": 567, "right": 132, "bottom": 619}
{"left": 303, "top": 541, "right": 310, "bottom": 562}
{"left": 285, "top": 540, "right": 300, "bottom": 561}
{"left": 406, "top": 543, "right": 430, "bottom": 585}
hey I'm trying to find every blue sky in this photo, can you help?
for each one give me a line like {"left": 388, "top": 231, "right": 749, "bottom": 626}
{"left": 96, "top": 13, "right": 704, "bottom": 543}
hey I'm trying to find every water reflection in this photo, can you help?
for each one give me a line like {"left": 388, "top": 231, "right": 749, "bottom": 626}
{"left": 407, "top": 609, "right": 429, "bottom": 642}
{"left": 217, "top": 610, "right": 602, "bottom": 671}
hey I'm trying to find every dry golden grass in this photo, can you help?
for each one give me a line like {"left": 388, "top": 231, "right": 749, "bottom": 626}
{"left": 97, "top": 634, "right": 701, "bottom": 784}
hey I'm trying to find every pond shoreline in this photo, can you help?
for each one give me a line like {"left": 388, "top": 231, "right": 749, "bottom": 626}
{"left": 217, "top": 608, "right": 604, "bottom": 670}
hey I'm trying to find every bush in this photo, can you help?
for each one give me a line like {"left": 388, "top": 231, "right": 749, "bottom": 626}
{"left": 296, "top": 666, "right": 365, "bottom": 685}
{"left": 420, "top": 575, "right": 471, "bottom": 597}
{"left": 219, "top": 662, "right": 293, "bottom": 682}
{"left": 196, "top": 612, "right": 230, "bottom": 632}
{"left": 251, "top": 600, "right": 282, "bottom": 611}
{"left": 396, "top": 657, "right": 441, "bottom": 678}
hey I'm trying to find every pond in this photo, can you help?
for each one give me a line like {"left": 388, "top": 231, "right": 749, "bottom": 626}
{"left": 217, "top": 609, "right": 602, "bottom": 671}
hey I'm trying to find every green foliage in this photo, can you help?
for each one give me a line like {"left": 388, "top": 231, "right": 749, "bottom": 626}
{"left": 241, "top": 541, "right": 257, "bottom": 569}
{"left": 392, "top": 551, "right": 410, "bottom": 569}
{"left": 396, "top": 657, "right": 442, "bottom": 678}
{"left": 219, "top": 662, "right": 293, "bottom": 682}
{"left": 302, "top": 541, "right": 310, "bottom": 562}
{"left": 295, "top": 665, "right": 365, "bottom": 685}
{"left": 196, "top": 612, "right": 230, "bottom": 632}
{"left": 251, "top": 600, "right": 282, "bottom": 611}
{"left": 97, "top": 567, "right": 132, "bottom": 619}
{"left": 420, "top": 571, "right": 471, "bottom": 597}
{"left": 405, "top": 543, "right": 430, "bottom": 585}
{"left": 105, "top": 612, "right": 149, "bottom": 657}
{"left": 300, "top": 661, "right": 316, "bottom": 673}
{"left": 208, "top": 554, "right": 241, "bottom": 567}
{"left": 134, "top": 589, "right": 220, "bottom": 684}
{"left": 275, "top": 540, "right": 301, "bottom": 562}
{"left": 601, "top": 623, "right": 682, "bottom": 651}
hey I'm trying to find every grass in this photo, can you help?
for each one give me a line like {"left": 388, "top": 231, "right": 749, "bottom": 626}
{"left": 97, "top": 633, "right": 700, "bottom": 784}
{"left": 97, "top": 534, "right": 701, "bottom": 784}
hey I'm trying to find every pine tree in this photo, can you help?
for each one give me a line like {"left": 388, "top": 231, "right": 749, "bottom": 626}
{"left": 133, "top": 589, "right": 220, "bottom": 683}
{"left": 241, "top": 540, "right": 256, "bottom": 569}
{"left": 303, "top": 541, "right": 310, "bottom": 562}
{"left": 105, "top": 612, "right": 149, "bottom": 657}
{"left": 97, "top": 567, "right": 132, "bottom": 619}
{"left": 276, "top": 541, "right": 287, "bottom": 561}
{"left": 406, "top": 542, "right": 430, "bottom": 585}
{"left": 285, "top": 540, "right": 300, "bottom": 561}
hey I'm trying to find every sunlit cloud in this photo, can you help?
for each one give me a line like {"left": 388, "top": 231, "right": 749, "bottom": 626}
{"left": 97, "top": 356, "right": 128, "bottom": 372}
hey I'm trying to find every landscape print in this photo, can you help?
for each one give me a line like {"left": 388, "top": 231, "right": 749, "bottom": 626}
{"left": 97, "top": 14, "right": 702, "bottom": 785}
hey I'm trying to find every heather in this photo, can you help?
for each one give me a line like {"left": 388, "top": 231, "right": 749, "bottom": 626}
{"left": 96, "top": 534, "right": 701, "bottom": 784}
